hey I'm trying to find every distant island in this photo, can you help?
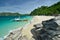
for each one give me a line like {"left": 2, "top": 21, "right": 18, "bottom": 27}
{"left": 0, "top": 12, "right": 29, "bottom": 16}
{"left": 0, "top": 1, "right": 60, "bottom": 16}
{"left": 0, "top": 12, "right": 20, "bottom": 16}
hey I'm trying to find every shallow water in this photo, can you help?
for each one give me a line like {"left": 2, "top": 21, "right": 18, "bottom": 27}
{"left": 0, "top": 16, "right": 33, "bottom": 38}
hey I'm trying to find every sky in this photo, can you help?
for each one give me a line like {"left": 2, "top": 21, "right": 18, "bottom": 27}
{"left": 0, "top": 0, "right": 60, "bottom": 14}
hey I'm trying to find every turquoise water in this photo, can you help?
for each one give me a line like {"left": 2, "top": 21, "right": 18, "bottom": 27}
{"left": 0, "top": 16, "right": 33, "bottom": 38}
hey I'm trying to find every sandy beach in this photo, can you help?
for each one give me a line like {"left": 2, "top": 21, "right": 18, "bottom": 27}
{"left": 4, "top": 16, "right": 55, "bottom": 40}
{"left": 21, "top": 16, "right": 55, "bottom": 40}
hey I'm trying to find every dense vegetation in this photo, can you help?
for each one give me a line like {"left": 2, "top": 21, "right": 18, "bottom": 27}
{"left": 30, "top": 2, "right": 60, "bottom": 16}
{"left": 0, "top": 12, "right": 30, "bottom": 16}
{"left": 0, "top": 12, "right": 21, "bottom": 16}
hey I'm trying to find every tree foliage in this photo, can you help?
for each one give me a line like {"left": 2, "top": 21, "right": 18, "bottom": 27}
{"left": 30, "top": 2, "right": 60, "bottom": 16}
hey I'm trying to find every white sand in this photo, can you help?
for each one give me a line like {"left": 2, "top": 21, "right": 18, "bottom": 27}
{"left": 21, "top": 16, "right": 55, "bottom": 40}
{"left": 4, "top": 16, "right": 55, "bottom": 40}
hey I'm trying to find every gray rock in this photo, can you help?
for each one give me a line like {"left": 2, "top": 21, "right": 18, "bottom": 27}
{"left": 32, "top": 17, "right": 60, "bottom": 40}
{"left": 34, "top": 23, "right": 42, "bottom": 29}
{"left": 42, "top": 18, "right": 58, "bottom": 30}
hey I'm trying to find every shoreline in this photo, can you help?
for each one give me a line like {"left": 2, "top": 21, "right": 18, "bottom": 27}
{"left": 4, "top": 16, "right": 55, "bottom": 40}
{"left": 4, "top": 16, "right": 34, "bottom": 39}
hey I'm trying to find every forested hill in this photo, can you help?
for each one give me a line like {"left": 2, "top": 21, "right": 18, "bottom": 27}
{"left": 0, "top": 12, "right": 30, "bottom": 16}
{"left": 0, "top": 12, "right": 21, "bottom": 16}
{"left": 0, "top": 2, "right": 60, "bottom": 16}
{"left": 30, "top": 2, "right": 60, "bottom": 16}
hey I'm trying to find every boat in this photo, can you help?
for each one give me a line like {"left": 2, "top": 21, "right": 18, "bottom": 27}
{"left": 14, "top": 18, "right": 20, "bottom": 21}
{"left": 13, "top": 17, "right": 28, "bottom": 22}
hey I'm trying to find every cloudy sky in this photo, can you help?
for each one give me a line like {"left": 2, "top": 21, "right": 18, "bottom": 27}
{"left": 0, "top": 0, "right": 60, "bottom": 14}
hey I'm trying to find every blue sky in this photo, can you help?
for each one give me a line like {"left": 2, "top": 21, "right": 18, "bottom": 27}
{"left": 0, "top": 0, "right": 60, "bottom": 14}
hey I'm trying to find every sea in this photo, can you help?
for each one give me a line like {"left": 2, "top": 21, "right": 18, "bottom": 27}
{"left": 0, "top": 16, "right": 33, "bottom": 40}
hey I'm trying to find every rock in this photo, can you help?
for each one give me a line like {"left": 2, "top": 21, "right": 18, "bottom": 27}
{"left": 42, "top": 18, "right": 58, "bottom": 30}
{"left": 18, "top": 36, "right": 28, "bottom": 40}
{"left": 36, "top": 29, "right": 53, "bottom": 40}
{"left": 54, "top": 16, "right": 60, "bottom": 26}
{"left": 33, "top": 23, "right": 42, "bottom": 29}
{"left": 32, "top": 17, "right": 60, "bottom": 40}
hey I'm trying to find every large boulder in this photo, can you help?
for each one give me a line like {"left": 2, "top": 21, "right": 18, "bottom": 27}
{"left": 42, "top": 18, "right": 59, "bottom": 30}
{"left": 32, "top": 16, "right": 60, "bottom": 40}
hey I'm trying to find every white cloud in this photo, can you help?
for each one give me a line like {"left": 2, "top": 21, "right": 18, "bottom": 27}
{"left": 0, "top": 0, "right": 60, "bottom": 14}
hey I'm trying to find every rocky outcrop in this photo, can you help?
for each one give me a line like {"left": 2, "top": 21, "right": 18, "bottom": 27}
{"left": 4, "top": 28, "right": 28, "bottom": 40}
{"left": 4, "top": 16, "right": 59, "bottom": 40}
{"left": 31, "top": 16, "right": 60, "bottom": 40}
{"left": 4, "top": 26, "right": 35, "bottom": 40}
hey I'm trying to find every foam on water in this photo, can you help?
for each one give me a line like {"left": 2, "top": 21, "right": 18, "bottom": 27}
{"left": 0, "top": 16, "right": 33, "bottom": 38}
